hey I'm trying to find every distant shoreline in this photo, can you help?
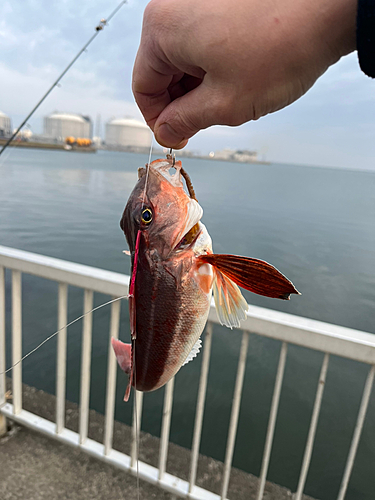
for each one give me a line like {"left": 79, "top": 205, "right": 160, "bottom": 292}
{"left": 103, "top": 145, "right": 270, "bottom": 165}
{"left": 0, "top": 139, "right": 271, "bottom": 164}
{"left": 0, "top": 138, "right": 96, "bottom": 153}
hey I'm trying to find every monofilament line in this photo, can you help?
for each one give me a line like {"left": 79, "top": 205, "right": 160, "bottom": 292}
{"left": 133, "top": 340, "right": 140, "bottom": 500}
{"left": 0, "top": 294, "right": 128, "bottom": 375}
{"left": 141, "top": 132, "right": 154, "bottom": 208}
{"left": 133, "top": 133, "right": 154, "bottom": 500}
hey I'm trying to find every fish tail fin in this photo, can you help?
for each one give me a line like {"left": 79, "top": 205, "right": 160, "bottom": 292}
{"left": 212, "top": 269, "right": 248, "bottom": 329}
{"left": 111, "top": 338, "right": 133, "bottom": 402}
{"left": 198, "top": 254, "right": 300, "bottom": 300}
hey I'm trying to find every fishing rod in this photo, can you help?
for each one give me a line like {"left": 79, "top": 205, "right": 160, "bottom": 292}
{"left": 0, "top": 0, "right": 127, "bottom": 158}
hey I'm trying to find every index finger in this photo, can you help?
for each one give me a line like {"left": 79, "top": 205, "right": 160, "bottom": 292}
{"left": 132, "top": 44, "right": 179, "bottom": 130}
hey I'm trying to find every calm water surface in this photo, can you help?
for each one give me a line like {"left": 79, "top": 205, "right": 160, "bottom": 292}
{"left": 1, "top": 148, "right": 374, "bottom": 499}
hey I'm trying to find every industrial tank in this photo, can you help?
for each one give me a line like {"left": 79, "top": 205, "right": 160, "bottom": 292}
{"left": 44, "top": 113, "right": 92, "bottom": 140}
{"left": 0, "top": 111, "right": 12, "bottom": 138}
{"left": 105, "top": 117, "right": 151, "bottom": 148}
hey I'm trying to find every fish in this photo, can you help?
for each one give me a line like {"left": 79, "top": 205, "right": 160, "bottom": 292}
{"left": 112, "top": 158, "right": 299, "bottom": 401}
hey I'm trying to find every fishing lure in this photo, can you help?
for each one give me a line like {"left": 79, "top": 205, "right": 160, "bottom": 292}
{"left": 112, "top": 157, "right": 299, "bottom": 400}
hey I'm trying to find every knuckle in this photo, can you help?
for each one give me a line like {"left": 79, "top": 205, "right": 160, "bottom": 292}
{"left": 215, "top": 91, "right": 259, "bottom": 125}
{"left": 142, "top": 0, "right": 181, "bottom": 60}
{"left": 210, "top": 91, "right": 239, "bottom": 126}
{"left": 144, "top": 0, "right": 174, "bottom": 27}
{"left": 143, "top": 0, "right": 161, "bottom": 21}
{"left": 173, "top": 108, "right": 200, "bottom": 135}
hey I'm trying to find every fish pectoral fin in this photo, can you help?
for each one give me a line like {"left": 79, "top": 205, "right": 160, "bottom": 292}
{"left": 212, "top": 269, "right": 248, "bottom": 329}
{"left": 111, "top": 338, "right": 132, "bottom": 374}
{"left": 111, "top": 338, "right": 133, "bottom": 402}
{"left": 198, "top": 254, "right": 300, "bottom": 300}
{"left": 182, "top": 338, "right": 202, "bottom": 366}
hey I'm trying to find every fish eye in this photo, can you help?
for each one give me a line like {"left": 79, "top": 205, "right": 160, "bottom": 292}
{"left": 141, "top": 208, "right": 153, "bottom": 224}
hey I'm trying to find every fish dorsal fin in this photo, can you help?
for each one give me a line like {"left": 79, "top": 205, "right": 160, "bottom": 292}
{"left": 182, "top": 338, "right": 202, "bottom": 366}
{"left": 212, "top": 269, "right": 248, "bottom": 329}
{"left": 198, "top": 254, "right": 300, "bottom": 300}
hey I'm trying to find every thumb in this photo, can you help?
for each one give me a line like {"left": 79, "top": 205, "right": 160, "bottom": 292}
{"left": 154, "top": 83, "right": 230, "bottom": 149}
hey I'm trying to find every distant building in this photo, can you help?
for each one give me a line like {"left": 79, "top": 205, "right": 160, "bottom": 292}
{"left": 233, "top": 149, "right": 258, "bottom": 162}
{"left": 105, "top": 117, "right": 151, "bottom": 149}
{"left": 44, "top": 112, "right": 92, "bottom": 140}
{"left": 214, "top": 148, "right": 235, "bottom": 160}
{"left": 214, "top": 148, "right": 258, "bottom": 163}
{"left": 14, "top": 128, "right": 33, "bottom": 140}
{"left": 0, "top": 111, "right": 12, "bottom": 138}
{"left": 92, "top": 136, "right": 102, "bottom": 147}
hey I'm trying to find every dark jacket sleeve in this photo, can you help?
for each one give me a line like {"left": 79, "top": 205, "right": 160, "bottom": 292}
{"left": 357, "top": 0, "right": 375, "bottom": 77}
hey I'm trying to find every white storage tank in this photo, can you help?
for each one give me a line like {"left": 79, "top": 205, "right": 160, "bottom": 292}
{"left": 44, "top": 112, "right": 92, "bottom": 140}
{"left": 105, "top": 117, "right": 151, "bottom": 148}
{"left": 0, "top": 111, "right": 12, "bottom": 138}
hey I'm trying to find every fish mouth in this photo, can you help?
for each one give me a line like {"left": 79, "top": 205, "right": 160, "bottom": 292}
{"left": 174, "top": 223, "right": 202, "bottom": 251}
{"left": 171, "top": 197, "right": 203, "bottom": 252}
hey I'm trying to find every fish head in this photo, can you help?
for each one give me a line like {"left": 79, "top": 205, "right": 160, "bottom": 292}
{"left": 120, "top": 159, "right": 203, "bottom": 259}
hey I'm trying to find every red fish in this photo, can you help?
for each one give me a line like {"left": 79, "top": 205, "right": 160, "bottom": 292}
{"left": 113, "top": 158, "right": 299, "bottom": 400}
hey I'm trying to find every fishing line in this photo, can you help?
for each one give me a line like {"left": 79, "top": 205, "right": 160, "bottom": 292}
{"left": 130, "top": 132, "right": 155, "bottom": 500}
{"left": 0, "top": 294, "right": 128, "bottom": 376}
{"left": 133, "top": 338, "right": 140, "bottom": 500}
{"left": 141, "top": 132, "right": 154, "bottom": 208}
{"left": 137, "top": 134, "right": 154, "bottom": 497}
{"left": 0, "top": 0, "right": 127, "bottom": 158}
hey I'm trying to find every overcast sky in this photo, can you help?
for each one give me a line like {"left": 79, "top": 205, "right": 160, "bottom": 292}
{"left": 0, "top": 0, "right": 374, "bottom": 169}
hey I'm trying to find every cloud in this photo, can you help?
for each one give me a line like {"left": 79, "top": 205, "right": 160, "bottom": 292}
{"left": 0, "top": 1, "right": 374, "bottom": 170}
{"left": 0, "top": 0, "right": 146, "bottom": 99}
{"left": 0, "top": 62, "right": 141, "bottom": 134}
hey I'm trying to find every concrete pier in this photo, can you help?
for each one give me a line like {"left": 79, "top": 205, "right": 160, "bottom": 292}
{"left": 0, "top": 382, "right": 318, "bottom": 500}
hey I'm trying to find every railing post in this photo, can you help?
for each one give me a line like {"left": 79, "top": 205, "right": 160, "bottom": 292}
{"left": 189, "top": 322, "right": 213, "bottom": 494}
{"left": 221, "top": 331, "right": 249, "bottom": 500}
{"left": 256, "top": 342, "right": 288, "bottom": 500}
{"left": 294, "top": 353, "right": 330, "bottom": 500}
{"left": 12, "top": 270, "right": 22, "bottom": 415}
{"left": 131, "top": 390, "right": 143, "bottom": 468}
{"left": 337, "top": 364, "right": 375, "bottom": 500}
{"left": 0, "top": 413, "right": 6, "bottom": 437}
{"left": 56, "top": 283, "right": 68, "bottom": 434}
{"left": 79, "top": 289, "right": 93, "bottom": 445}
{"left": 158, "top": 377, "right": 175, "bottom": 480}
{"left": 104, "top": 298, "right": 121, "bottom": 455}
{"left": 0, "top": 266, "right": 6, "bottom": 436}
{"left": 0, "top": 266, "right": 6, "bottom": 407}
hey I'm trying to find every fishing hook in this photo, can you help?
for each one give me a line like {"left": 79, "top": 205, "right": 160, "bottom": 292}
{"left": 166, "top": 148, "right": 176, "bottom": 166}
{"left": 166, "top": 149, "right": 196, "bottom": 200}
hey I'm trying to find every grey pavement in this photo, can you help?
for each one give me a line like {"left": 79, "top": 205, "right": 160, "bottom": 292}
{"left": 0, "top": 383, "right": 318, "bottom": 500}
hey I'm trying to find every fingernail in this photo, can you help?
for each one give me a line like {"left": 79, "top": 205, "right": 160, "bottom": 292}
{"left": 156, "top": 123, "right": 185, "bottom": 148}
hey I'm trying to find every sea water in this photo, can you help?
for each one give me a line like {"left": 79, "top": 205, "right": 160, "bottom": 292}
{"left": 1, "top": 148, "right": 374, "bottom": 499}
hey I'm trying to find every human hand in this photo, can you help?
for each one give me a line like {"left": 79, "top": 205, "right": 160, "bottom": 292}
{"left": 132, "top": 0, "right": 356, "bottom": 149}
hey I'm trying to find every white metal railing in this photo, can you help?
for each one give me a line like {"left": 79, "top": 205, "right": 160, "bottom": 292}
{"left": 0, "top": 244, "right": 374, "bottom": 500}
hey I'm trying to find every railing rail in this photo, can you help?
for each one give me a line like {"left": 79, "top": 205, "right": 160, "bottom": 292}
{"left": 0, "top": 244, "right": 374, "bottom": 500}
